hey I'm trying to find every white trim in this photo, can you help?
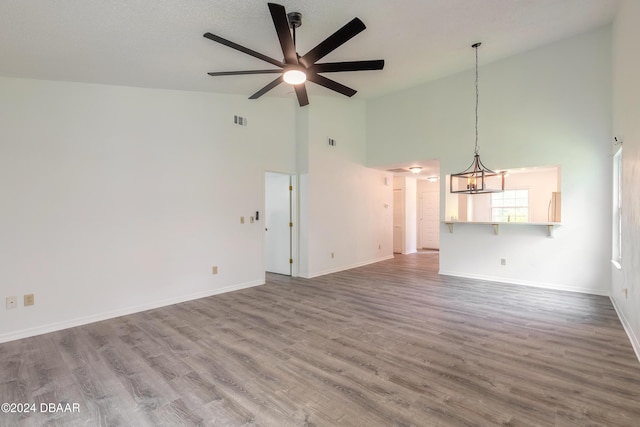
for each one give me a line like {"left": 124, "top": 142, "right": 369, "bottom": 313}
{"left": 610, "top": 297, "right": 640, "bottom": 363}
{"left": 612, "top": 147, "right": 623, "bottom": 263}
{"left": 301, "top": 255, "right": 395, "bottom": 279}
{"left": 0, "top": 280, "right": 264, "bottom": 344}
{"left": 438, "top": 270, "right": 609, "bottom": 296}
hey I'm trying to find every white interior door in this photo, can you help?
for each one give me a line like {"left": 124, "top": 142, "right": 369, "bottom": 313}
{"left": 420, "top": 191, "right": 440, "bottom": 249}
{"left": 393, "top": 189, "right": 404, "bottom": 253}
{"left": 265, "top": 172, "right": 291, "bottom": 275}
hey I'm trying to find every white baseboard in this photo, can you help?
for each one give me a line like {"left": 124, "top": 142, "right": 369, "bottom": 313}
{"left": 302, "top": 255, "right": 395, "bottom": 279}
{"left": 0, "top": 280, "right": 264, "bottom": 344}
{"left": 610, "top": 297, "right": 640, "bottom": 363}
{"left": 438, "top": 270, "right": 610, "bottom": 296}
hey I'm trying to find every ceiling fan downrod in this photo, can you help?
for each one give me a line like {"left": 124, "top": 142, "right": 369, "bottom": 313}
{"left": 287, "top": 12, "right": 302, "bottom": 47}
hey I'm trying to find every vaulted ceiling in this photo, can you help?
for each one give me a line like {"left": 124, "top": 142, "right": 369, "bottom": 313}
{"left": 0, "top": 0, "right": 619, "bottom": 101}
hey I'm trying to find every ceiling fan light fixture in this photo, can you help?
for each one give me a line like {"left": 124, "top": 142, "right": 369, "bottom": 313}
{"left": 283, "top": 67, "right": 307, "bottom": 85}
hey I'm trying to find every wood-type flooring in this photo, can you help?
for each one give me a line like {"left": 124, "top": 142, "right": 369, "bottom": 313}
{"left": 1, "top": 253, "right": 639, "bottom": 426}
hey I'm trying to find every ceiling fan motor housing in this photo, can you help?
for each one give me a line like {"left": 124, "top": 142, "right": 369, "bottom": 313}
{"left": 287, "top": 12, "right": 302, "bottom": 29}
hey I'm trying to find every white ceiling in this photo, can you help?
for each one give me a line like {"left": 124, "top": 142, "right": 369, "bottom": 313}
{"left": 0, "top": 0, "right": 620, "bottom": 102}
{"left": 385, "top": 160, "right": 442, "bottom": 179}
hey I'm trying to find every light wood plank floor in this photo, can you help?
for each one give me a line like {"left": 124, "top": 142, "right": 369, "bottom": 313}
{"left": 2, "top": 253, "right": 639, "bottom": 426}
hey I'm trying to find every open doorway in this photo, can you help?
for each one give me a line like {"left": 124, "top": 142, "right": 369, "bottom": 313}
{"left": 265, "top": 172, "right": 293, "bottom": 275}
{"left": 385, "top": 160, "right": 440, "bottom": 253}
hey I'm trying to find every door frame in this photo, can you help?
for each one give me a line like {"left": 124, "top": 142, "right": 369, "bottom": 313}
{"left": 393, "top": 188, "right": 405, "bottom": 254}
{"left": 264, "top": 171, "right": 298, "bottom": 277}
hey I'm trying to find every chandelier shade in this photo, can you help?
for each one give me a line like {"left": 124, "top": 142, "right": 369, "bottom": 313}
{"left": 450, "top": 154, "right": 504, "bottom": 193}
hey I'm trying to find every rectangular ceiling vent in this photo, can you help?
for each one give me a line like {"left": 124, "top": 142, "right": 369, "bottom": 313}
{"left": 233, "top": 115, "right": 248, "bottom": 127}
{"left": 387, "top": 168, "right": 408, "bottom": 173}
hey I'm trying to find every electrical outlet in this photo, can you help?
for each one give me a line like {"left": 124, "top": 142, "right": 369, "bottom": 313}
{"left": 212, "top": 266, "right": 218, "bottom": 275}
{"left": 24, "top": 294, "right": 34, "bottom": 306}
{"left": 240, "top": 216, "right": 245, "bottom": 224}
{"left": 623, "top": 288, "right": 628, "bottom": 298}
{"left": 6, "top": 296, "right": 17, "bottom": 309}
{"left": 501, "top": 258, "right": 507, "bottom": 266}
{"left": 250, "top": 216, "right": 254, "bottom": 223}
{"left": 331, "top": 252, "right": 334, "bottom": 259}
{"left": 378, "top": 244, "right": 381, "bottom": 250}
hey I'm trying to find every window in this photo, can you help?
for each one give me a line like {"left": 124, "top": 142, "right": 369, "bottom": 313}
{"left": 612, "top": 148, "right": 622, "bottom": 268}
{"left": 491, "top": 189, "right": 529, "bottom": 222}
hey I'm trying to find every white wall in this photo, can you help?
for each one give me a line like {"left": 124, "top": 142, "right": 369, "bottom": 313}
{"left": 367, "top": 27, "right": 612, "bottom": 295}
{"left": 0, "top": 77, "right": 296, "bottom": 342}
{"left": 297, "top": 97, "right": 393, "bottom": 278}
{"left": 612, "top": 0, "right": 640, "bottom": 359}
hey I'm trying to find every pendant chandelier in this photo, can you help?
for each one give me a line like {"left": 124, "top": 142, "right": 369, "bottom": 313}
{"left": 450, "top": 42, "right": 504, "bottom": 194}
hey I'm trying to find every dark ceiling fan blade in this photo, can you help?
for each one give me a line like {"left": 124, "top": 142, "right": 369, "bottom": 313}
{"left": 300, "top": 18, "right": 366, "bottom": 66}
{"left": 203, "top": 32, "right": 284, "bottom": 68}
{"left": 208, "top": 69, "right": 283, "bottom": 77}
{"left": 310, "top": 60, "right": 385, "bottom": 73}
{"left": 248, "top": 75, "right": 284, "bottom": 99}
{"left": 307, "top": 73, "right": 357, "bottom": 97}
{"left": 268, "top": 3, "right": 298, "bottom": 65}
{"left": 294, "top": 84, "right": 309, "bottom": 107}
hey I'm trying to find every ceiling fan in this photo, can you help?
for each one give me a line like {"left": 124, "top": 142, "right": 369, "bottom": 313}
{"left": 203, "top": 3, "right": 385, "bottom": 107}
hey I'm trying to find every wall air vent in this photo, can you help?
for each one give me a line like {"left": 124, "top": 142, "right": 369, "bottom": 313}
{"left": 233, "top": 115, "right": 248, "bottom": 127}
